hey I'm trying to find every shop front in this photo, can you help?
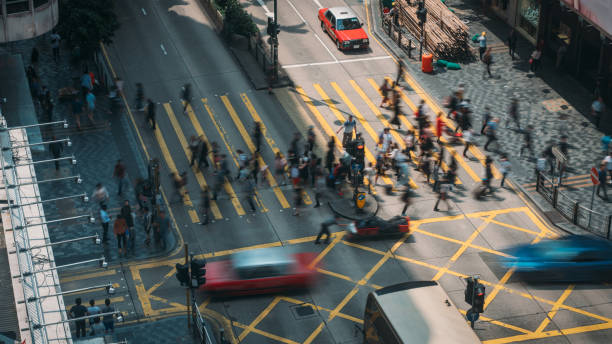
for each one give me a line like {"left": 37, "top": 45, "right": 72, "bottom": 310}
{"left": 515, "top": 0, "right": 540, "bottom": 44}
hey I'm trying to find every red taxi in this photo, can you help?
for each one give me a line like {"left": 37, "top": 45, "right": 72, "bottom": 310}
{"left": 200, "top": 247, "right": 319, "bottom": 296}
{"left": 318, "top": 7, "right": 369, "bottom": 50}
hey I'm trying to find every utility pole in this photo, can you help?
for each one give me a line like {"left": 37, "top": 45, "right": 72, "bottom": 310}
{"left": 185, "top": 244, "right": 190, "bottom": 330}
{"left": 273, "top": 0, "right": 279, "bottom": 81}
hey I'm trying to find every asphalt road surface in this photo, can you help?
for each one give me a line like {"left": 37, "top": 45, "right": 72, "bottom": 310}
{"left": 57, "top": 0, "right": 612, "bottom": 343}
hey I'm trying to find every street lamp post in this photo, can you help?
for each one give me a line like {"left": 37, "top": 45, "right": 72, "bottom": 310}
{"left": 273, "top": 0, "right": 279, "bottom": 82}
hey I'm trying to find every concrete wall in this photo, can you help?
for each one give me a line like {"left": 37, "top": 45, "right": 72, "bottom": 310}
{"left": 0, "top": 0, "right": 58, "bottom": 43}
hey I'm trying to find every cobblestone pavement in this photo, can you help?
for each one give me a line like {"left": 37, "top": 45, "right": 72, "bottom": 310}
{"left": 376, "top": 0, "right": 612, "bottom": 223}
{"left": 0, "top": 35, "right": 176, "bottom": 266}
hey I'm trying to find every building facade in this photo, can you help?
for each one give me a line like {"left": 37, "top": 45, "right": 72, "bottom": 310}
{"left": 0, "top": 0, "right": 58, "bottom": 42}
{"left": 487, "top": 0, "right": 612, "bottom": 104}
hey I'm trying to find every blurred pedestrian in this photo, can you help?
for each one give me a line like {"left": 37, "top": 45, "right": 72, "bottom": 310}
{"left": 146, "top": 98, "right": 156, "bottom": 130}
{"left": 69, "top": 298, "right": 88, "bottom": 338}
{"left": 433, "top": 183, "right": 451, "bottom": 212}
{"left": 463, "top": 128, "right": 473, "bottom": 158}
{"left": 519, "top": 125, "right": 535, "bottom": 158}
{"left": 379, "top": 79, "right": 391, "bottom": 107}
{"left": 499, "top": 154, "right": 511, "bottom": 187}
{"left": 101, "top": 299, "right": 115, "bottom": 333}
{"left": 482, "top": 48, "right": 493, "bottom": 78}
{"left": 81, "top": 68, "right": 92, "bottom": 100}
{"left": 100, "top": 204, "right": 111, "bottom": 243}
{"left": 435, "top": 112, "right": 444, "bottom": 143}
{"left": 49, "top": 135, "right": 63, "bottom": 170}
{"left": 143, "top": 206, "right": 152, "bottom": 246}
{"left": 92, "top": 183, "right": 109, "bottom": 208}
{"left": 478, "top": 32, "right": 487, "bottom": 60}
{"left": 480, "top": 106, "right": 491, "bottom": 135}
{"left": 507, "top": 28, "right": 517, "bottom": 59}
{"left": 253, "top": 121, "right": 263, "bottom": 152}
{"left": 181, "top": 83, "right": 192, "bottom": 114}
{"left": 113, "top": 160, "right": 127, "bottom": 196}
{"left": 508, "top": 98, "right": 520, "bottom": 130}
{"left": 293, "top": 187, "right": 303, "bottom": 216}
{"left": 113, "top": 213, "right": 127, "bottom": 257}
{"left": 597, "top": 163, "right": 608, "bottom": 200}
{"left": 135, "top": 83, "right": 145, "bottom": 111}
{"left": 50, "top": 30, "right": 61, "bottom": 63}
{"left": 337, "top": 115, "right": 357, "bottom": 147}
{"left": 198, "top": 136, "right": 209, "bottom": 169}
{"left": 154, "top": 210, "right": 169, "bottom": 250}
{"left": 484, "top": 118, "right": 499, "bottom": 151}
{"left": 483, "top": 156, "right": 494, "bottom": 195}
{"left": 530, "top": 48, "right": 542, "bottom": 73}
{"left": 245, "top": 179, "right": 257, "bottom": 213}
{"left": 400, "top": 188, "right": 412, "bottom": 216}
{"left": 72, "top": 96, "right": 84, "bottom": 130}
{"left": 189, "top": 135, "right": 200, "bottom": 166}
{"left": 592, "top": 97, "right": 605, "bottom": 129}
{"left": 274, "top": 152, "right": 288, "bottom": 185}
{"left": 121, "top": 200, "right": 135, "bottom": 252}
{"left": 85, "top": 89, "right": 96, "bottom": 124}
{"left": 316, "top": 216, "right": 340, "bottom": 244}
{"left": 395, "top": 60, "right": 404, "bottom": 85}
{"left": 307, "top": 125, "right": 316, "bottom": 153}
{"left": 200, "top": 188, "right": 211, "bottom": 225}
{"left": 87, "top": 299, "right": 101, "bottom": 335}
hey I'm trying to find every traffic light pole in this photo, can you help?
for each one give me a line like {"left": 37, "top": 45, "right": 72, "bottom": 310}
{"left": 273, "top": 0, "right": 279, "bottom": 82}
{"left": 185, "top": 244, "right": 191, "bottom": 330}
{"left": 469, "top": 276, "right": 478, "bottom": 328}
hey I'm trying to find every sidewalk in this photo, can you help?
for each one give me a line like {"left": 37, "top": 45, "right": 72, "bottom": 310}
{"left": 0, "top": 36, "right": 176, "bottom": 266}
{"left": 370, "top": 0, "right": 612, "bottom": 229}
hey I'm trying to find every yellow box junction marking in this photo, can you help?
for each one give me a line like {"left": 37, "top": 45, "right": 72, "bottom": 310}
{"left": 238, "top": 297, "right": 282, "bottom": 341}
{"left": 239, "top": 93, "right": 293, "bottom": 207}
{"left": 535, "top": 284, "right": 575, "bottom": 333}
{"left": 60, "top": 269, "right": 117, "bottom": 283}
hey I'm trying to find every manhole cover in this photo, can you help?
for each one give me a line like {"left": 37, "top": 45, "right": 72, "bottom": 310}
{"left": 291, "top": 304, "right": 316, "bottom": 319}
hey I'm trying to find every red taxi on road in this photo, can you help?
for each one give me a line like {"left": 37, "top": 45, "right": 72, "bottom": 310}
{"left": 318, "top": 7, "right": 369, "bottom": 50}
{"left": 200, "top": 247, "right": 319, "bottom": 296}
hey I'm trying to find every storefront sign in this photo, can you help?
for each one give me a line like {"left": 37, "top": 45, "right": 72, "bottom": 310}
{"left": 562, "top": 0, "right": 612, "bottom": 37}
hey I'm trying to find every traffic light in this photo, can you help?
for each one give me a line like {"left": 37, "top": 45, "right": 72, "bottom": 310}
{"left": 473, "top": 284, "right": 485, "bottom": 313}
{"left": 464, "top": 277, "right": 474, "bottom": 305}
{"left": 176, "top": 263, "right": 189, "bottom": 286}
{"left": 267, "top": 17, "right": 280, "bottom": 37}
{"left": 355, "top": 141, "right": 365, "bottom": 166}
{"left": 191, "top": 258, "right": 207, "bottom": 287}
{"left": 416, "top": 1, "right": 427, "bottom": 26}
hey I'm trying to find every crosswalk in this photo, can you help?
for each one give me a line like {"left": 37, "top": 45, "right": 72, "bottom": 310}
{"left": 146, "top": 76, "right": 482, "bottom": 221}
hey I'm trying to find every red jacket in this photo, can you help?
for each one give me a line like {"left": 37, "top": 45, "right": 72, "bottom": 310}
{"left": 435, "top": 117, "right": 444, "bottom": 138}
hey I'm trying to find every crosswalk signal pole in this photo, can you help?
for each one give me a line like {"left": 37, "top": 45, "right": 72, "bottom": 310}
{"left": 273, "top": 0, "right": 279, "bottom": 81}
{"left": 185, "top": 244, "right": 191, "bottom": 330}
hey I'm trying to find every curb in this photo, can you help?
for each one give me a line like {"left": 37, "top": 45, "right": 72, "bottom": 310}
{"left": 328, "top": 196, "right": 380, "bottom": 221}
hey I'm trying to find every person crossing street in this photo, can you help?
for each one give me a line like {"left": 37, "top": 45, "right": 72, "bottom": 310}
{"left": 315, "top": 216, "right": 341, "bottom": 244}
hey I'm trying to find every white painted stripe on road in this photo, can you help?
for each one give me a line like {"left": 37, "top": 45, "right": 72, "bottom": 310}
{"left": 160, "top": 44, "right": 167, "bottom": 55}
{"left": 141, "top": 8, "right": 147, "bottom": 16}
{"left": 312, "top": 0, "right": 323, "bottom": 9}
{"left": 256, "top": 0, "right": 272, "bottom": 15}
{"left": 284, "top": 0, "right": 337, "bottom": 62}
{"left": 283, "top": 55, "right": 392, "bottom": 69}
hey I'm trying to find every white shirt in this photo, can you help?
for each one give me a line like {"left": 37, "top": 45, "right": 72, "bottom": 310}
{"left": 500, "top": 160, "right": 511, "bottom": 174}
{"left": 604, "top": 155, "right": 612, "bottom": 171}
{"left": 463, "top": 130, "right": 472, "bottom": 143}
{"left": 380, "top": 132, "right": 393, "bottom": 151}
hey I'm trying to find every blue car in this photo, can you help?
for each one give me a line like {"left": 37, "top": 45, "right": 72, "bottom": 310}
{"left": 502, "top": 236, "right": 612, "bottom": 282}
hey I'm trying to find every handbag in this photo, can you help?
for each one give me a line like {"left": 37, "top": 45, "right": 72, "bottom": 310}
{"left": 529, "top": 58, "right": 533, "bottom": 64}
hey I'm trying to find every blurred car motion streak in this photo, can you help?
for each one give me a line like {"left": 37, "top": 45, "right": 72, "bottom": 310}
{"left": 201, "top": 247, "right": 319, "bottom": 296}
{"left": 502, "top": 236, "right": 612, "bottom": 282}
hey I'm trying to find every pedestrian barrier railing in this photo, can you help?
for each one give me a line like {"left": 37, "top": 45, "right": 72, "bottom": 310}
{"left": 379, "top": 2, "right": 417, "bottom": 59}
{"left": 192, "top": 299, "right": 217, "bottom": 344}
{"left": 536, "top": 172, "right": 612, "bottom": 239}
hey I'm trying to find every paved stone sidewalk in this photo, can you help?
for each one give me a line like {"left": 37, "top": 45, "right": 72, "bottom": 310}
{"left": 372, "top": 0, "right": 612, "bottom": 223}
{"left": 0, "top": 35, "right": 176, "bottom": 266}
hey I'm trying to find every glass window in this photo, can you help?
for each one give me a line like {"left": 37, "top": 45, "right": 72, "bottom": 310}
{"left": 34, "top": 0, "right": 50, "bottom": 8}
{"left": 364, "top": 296, "right": 400, "bottom": 344}
{"left": 338, "top": 18, "right": 361, "bottom": 31}
{"left": 6, "top": 0, "right": 29, "bottom": 14}
{"left": 518, "top": 0, "right": 540, "bottom": 38}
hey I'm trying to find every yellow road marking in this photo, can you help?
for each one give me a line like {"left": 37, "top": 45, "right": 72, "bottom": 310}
{"left": 153, "top": 108, "right": 199, "bottom": 222}
{"left": 238, "top": 297, "right": 282, "bottom": 341}
{"left": 233, "top": 322, "right": 299, "bottom": 344}
{"left": 279, "top": 296, "right": 364, "bottom": 324}
{"left": 100, "top": 42, "right": 185, "bottom": 259}
{"left": 457, "top": 309, "right": 533, "bottom": 335}
{"left": 378, "top": 77, "right": 477, "bottom": 182}
{"left": 535, "top": 284, "right": 575, "bottom": 333}
{"left": 239, "top": 93, "right": 293, "bottom": 207}
{"left": 523, "top": 207, "right": 558, "bottom": 238}
{"left": 303, "top": 322, "right": 326, "bottom": 344}
{"left": 365, "top": 77, "right": 463, "bottom": 185}
{"left": 60, "top": 269, "right": 117, "bottom": 283}
{"left": 483, "top": 321, "right": 612, "bottom": 344}
{"left": 432, "top": 215, "right": 495, "bottom": 280}
{"left": 350, "top": 80, "right": 419, "bottom": 188}
{"left": 309, "top": 232, "right": 345, "bottom": 268}
{"left": 313, "top": 83, "right": 396, "bottom": 188}
{"left": 486, "top": 217, "right": 544, "bottom": 237}
{"left": 184, "top": 102, "right": 226, "bottom": 219}
{"left": 148, "top": 294, "right": 187, "bottom": 310}
{"left": 168, "top": 102, "right": 245, "bottom": 216}
{"left": 413, "top": 227, "right": 512, "bottom": 258}
{"left": 146, "top": 266, "right": 176, "bottom": 296}
{"left": 130, "top": 266, "right": 153, "bottom": 316}
{"left": 295, "top": 86, "right": 344, "bottom": 150}
{"left": 219, "top": 95, "right": 283, "bottom": 211}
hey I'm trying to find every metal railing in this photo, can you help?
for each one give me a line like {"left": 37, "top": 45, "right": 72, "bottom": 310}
{"left": 192, "top": 299, "right": 217, "bottom": 344}
{"left": 536, "top": 172, "right": 612, "bottom": 239}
